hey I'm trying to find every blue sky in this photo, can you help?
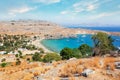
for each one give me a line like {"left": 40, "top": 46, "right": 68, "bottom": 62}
{"left": 0, "top": 0, "right": 120, "bottom": 25}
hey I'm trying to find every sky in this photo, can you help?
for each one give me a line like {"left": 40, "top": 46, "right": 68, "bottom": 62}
{"left": 0, "top": 0, "right": 120, "bottom": 26}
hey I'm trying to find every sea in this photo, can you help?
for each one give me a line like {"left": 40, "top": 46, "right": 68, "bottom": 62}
{"left": 41, "top": 26, "right": 120, "bottom": 53}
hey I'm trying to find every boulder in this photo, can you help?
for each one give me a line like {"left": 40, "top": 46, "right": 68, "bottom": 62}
{"left": 69, "top": 58, "right": 77, "bottom": 61}
{"left": 115, "top": 62, "right": 120, "bottom": 69}
{"left": 81, "top": 69, "right": 95, "bottom": 77}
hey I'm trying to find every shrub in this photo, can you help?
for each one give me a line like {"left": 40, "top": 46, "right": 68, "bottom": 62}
{"left": 16, "top": 58, "right": 21, "bottom": 65}
{"left": 78, "top": 44, "right": 92, "bottom": 57}
{"left": 26, "top": 58, "right": 30, "bottom": 62}
{"left": 72, "top": 48, "right": 82, "bottom": 58}
{"left": 32, "top": 52, "right": 42, "bottom": 61}
{"left": 0, "top": 63, "right": 7, "bottom": 67}
{"left": 26, "top": 44, "right": 37, "bottom": 50}
{"left": 60, "top": 47, "right": 73, "bottom": 60}
{"left": 15, "top": 54, "right": 19, "bottom": 57}
{"left": 43, "top": 53, "right": 61, "bottom": 62}
{"left": 1, "top": 58, "right": 6, "bottom": 62}
{"left": 38, "top": 48, "right": 44, "bottom": 53}
{"left": 18, "top": 50, "right": 22, "bottom": 56}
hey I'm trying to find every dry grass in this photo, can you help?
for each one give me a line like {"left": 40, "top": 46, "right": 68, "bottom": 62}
{"left": 69, "top": 77, "right": 76, "bottom": 80}
{"left": 103, "top": 57, "right": 116, "bottom": 70}
{"left": 83, "top": 57, "right": 101, "bottom": 69}
{"left": 0, "top": 56, "right": 120, "bottom": 80}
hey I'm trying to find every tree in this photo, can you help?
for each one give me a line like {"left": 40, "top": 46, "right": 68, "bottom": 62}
{"left": 92, "top": 32, "right": 115, "bottom": 56}
{"left": 0, "top": 63, "right": 7, "bottom": 67}
{"left": 16, "top": 58, "right": 21, "bottom": 65}
{"left": 26, "top": 58, "right": 30, "bottom": 62}
{"left": 60, "top": 47, "right": 73, "bottom": 60}
{"left": 32, "top": 52, "right": 41, "bottom": 61}
{"left": 38, "top": 48, "right": 44, "bottom": 53}
{"left": 18, "top": 50, "right": 22, "bottom": 56}
{"left": 72, "top": 48, "right": 82, "bottom": 58}
{"left": 43, "top": 53, "right": 61, "bottom": 62}
{"left": 78, "top": 44, "right": 92, "bottom": 57}
{"left": 18, "top": 50, "right": 23, "bottom": 58}
{"left": 15, "top": 54, "right": 19, "bottom": 58}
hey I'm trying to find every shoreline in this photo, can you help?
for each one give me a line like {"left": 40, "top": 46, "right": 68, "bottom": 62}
{"left": 31, "top": 37, "right": 53, "bottom": 53}
{"left": 38, "top": 33, "right": 120, "bottom": 53}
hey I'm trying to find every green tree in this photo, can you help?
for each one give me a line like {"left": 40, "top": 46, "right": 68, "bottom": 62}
{"left": 78, "top": 44, "right": 92, "bottom": 57}
{"left": 38, "top": 48, "right": 44, "bottom": 53}
{"left": 92, "top": 32, "right": 115, "bottom": 56}
{"left": 18, "top": 50, "right": 22, "bottom": 56}
{"left": 1, "top": 63, "right": 7, "bottom": 67}
{"left": 15, "top": 54, "right": 19, "bottom": 58}
{"left": 32, "top": 52, "right": 41, "bottom": 61}
{"left": 72, "top": 48, "right": 82, "bottom": 58}
{"left": 18, "top": 50, "right": 23, "bottom": 58}
{"left": 60, "top": 47, "right": 73, "bottom": 60}
{"left": 16, "top": 58, "right": 21, "bottom": 65}
{"left": 43, "top": 53, "right": 61, "bottom": 62}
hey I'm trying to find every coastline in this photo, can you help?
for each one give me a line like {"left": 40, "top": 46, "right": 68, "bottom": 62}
{"left": 39, "top": 34, "right": 120, "bottom": 53}
{"left": 31, "top": 37, "right": 53, "bottom": 53}
{"left": 0, "top": 21, "right": 120, "bottom": 53}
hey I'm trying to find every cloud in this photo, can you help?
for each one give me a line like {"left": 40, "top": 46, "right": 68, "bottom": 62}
{"left": 34, "top": 0, "right": 61, "bottom": 4}
{"left": 72, "top": 0, "right": 113, "bottom": 13}
{"left": 73, "top": 0, "right": 99, "bottom": 13}
{"left": 89, "top": 11, "right": 120, "bottom": 20}
{"left": 9, "top": 6, "right": 36, "bottom": 15}
{"left": 60, "top": 11, "right": 68, "bottom": 15}
{"left": 87, "top": 4, "right": 96, "bottom": 11}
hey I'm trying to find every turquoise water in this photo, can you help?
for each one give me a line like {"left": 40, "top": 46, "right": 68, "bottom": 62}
{"left": 41, "top": 34, "right": 120, "bottom": 53}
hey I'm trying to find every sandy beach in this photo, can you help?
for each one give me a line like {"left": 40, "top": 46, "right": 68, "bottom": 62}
{"left": 31, "top": 37, "right": 53, "bottom": 53}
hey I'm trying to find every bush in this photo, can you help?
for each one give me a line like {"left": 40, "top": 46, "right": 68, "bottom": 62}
{"left": 15, "top": 54, "right": 19, "bottom": 57}
{"left": 43, "top": 53, "right": 61, "bottom": 62}
{"left": 32, "top": 52, "right": 41, "bottom": 61}
{"left": 16, "top": 58, "right": 21, "bottom": 65}
{"left": 72, "top": 48, "right": 82, "bottom": 58}
{"left": 0, "top": 63, "right": 7, "bottom": 67}
{"left": 26, "top": 58, "right": 30, "bottom": 62}
{"left": 18, "top": 50, "right": 22, "bottom": 56}
{"left": 78, "top": 44, "right": 92, "bottom": 57}
{"left": 26, "top": 44, "right": 37, "bottom": 50}
{"left": 60, "top": 47, "right": 73, "bottom": 60}
{"left": 38, "top": 48, "right": 44, "bottom": 53}
{"left": 1, "top": 58, "right": 6, "bottom": 62}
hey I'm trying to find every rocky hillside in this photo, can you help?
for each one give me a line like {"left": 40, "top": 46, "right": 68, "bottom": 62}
{"left": 0, "top": 20, "right": 120, "bottom": 37}
{"left": 0, "top": 20, "right": 63, "bottom": 35}
{"left": 0, "top": 56, "right": 120, "bottom": 80}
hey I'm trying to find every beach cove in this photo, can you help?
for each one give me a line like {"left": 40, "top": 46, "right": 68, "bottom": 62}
{"left": 41, "top": 34, "right": 120, "bottom": 53}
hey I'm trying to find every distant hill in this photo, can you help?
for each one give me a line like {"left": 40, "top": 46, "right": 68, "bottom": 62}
{"left": 0, "top": 20, "right": 63, "bottom": 35}
{"left": 0, "top": 20, "right": 120, "bottom": 37}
